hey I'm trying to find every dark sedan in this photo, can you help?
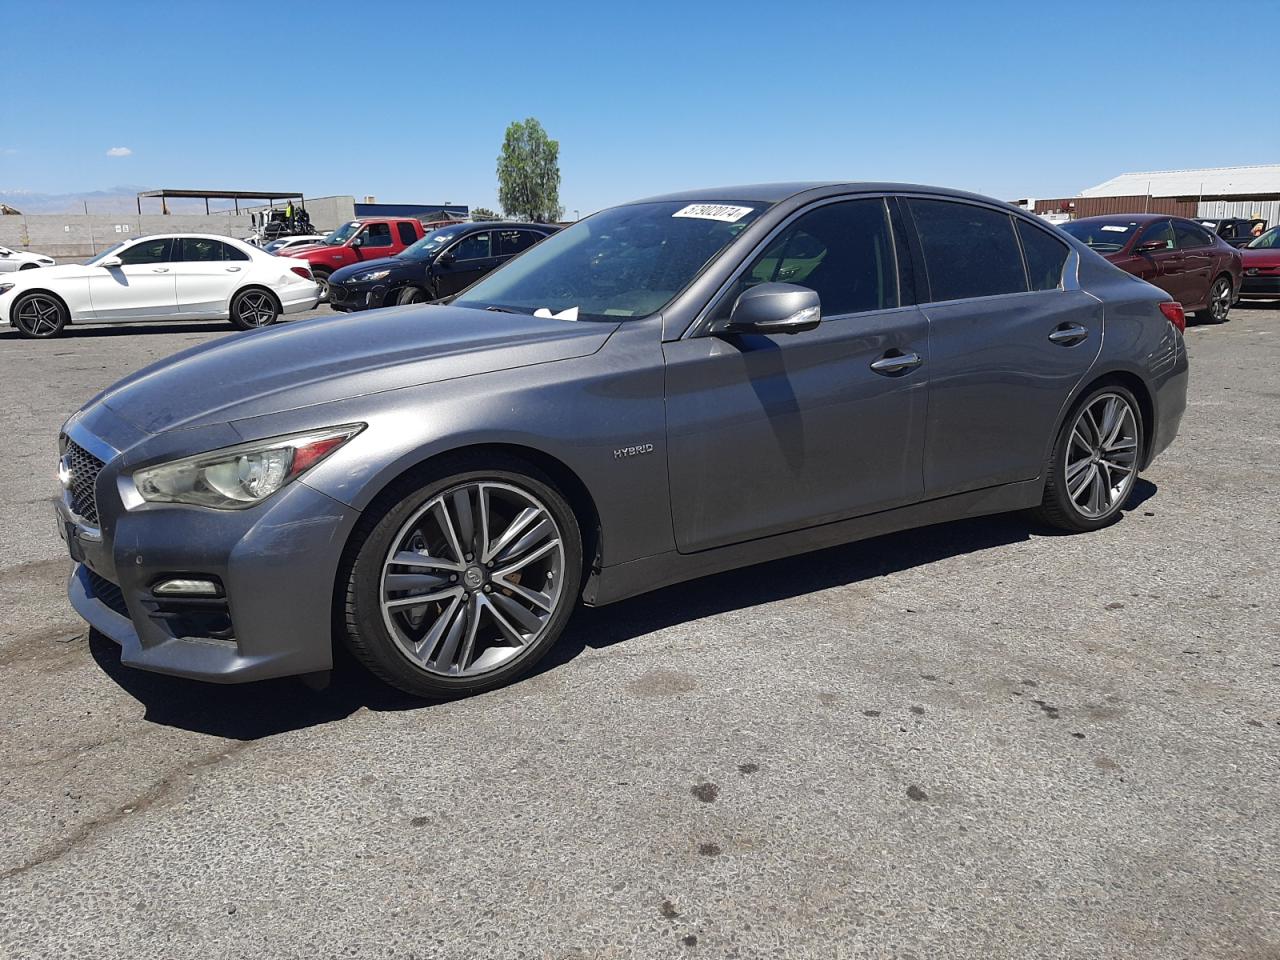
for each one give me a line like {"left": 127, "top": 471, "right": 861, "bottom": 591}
{"left": 327, "top": 221, "right": 558, "bottom": 311}
{"left": 55, "top": 182, "right": 1187, "bottom": 699}
{"left": 1061, "top": 214, "right": 1242, "bottom": 323}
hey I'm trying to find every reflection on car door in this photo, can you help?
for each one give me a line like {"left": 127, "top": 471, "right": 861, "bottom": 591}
{"left": 902, "top": 198, "right": 1102, "bottom": 496}
{"left": 1131, "top": 219, "right": 1189, "bottom": 304}
{"left": 1172, "top": 220, "right": 1215, "bottom": 308}
{"left": 436, "top": 232, "right": 494, "bottom": 296}
{"left": 86, "top": 237, "right": 179, "bottom": 320}
{"left": 664, "top": 197, "right": 929, "bottom": 553}
{"left": 175, "top": 238, "right": 248, "bottom": 315}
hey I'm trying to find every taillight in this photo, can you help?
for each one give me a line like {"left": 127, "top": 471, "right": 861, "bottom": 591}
{"left": 291, "top": 266, "right": 313, "bottom": 280}
{"left": 1159, "top": 301, "right": 1186, "bottom": 332}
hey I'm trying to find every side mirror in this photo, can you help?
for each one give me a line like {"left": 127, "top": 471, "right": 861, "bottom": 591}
{"left": 99, "top": 256, "right": 123, "bottom": 268}
{"left": 722, "top": 282, "right": 821, "bottom": 335}
{"left": 1135, "top": 239, "right": 1167, "bottom": 254}
{"left": 436, "top": 251, "right": 455, "bottom": 266}
{"left": 351, "top": 236, "right": 364, "bottom": 247}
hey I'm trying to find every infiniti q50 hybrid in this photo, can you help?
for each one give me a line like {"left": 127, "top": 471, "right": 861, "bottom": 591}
{"left": 55, "top": 183, "right": 1188, "bottom": 697}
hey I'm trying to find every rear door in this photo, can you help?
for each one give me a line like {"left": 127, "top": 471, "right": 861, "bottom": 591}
{"left": 87, "top": 237, "right": 178, "bottom": 320}
{"left": 1172, "top": 219, "right": 1215, "bottom": 309}
{"left": 394, "top": 220, "right": 421, "bottom": 254}
{"left": 174, "top": 238, "right": 250, "bottom": 315}
{"left": 903, "top": 197, "right": 1101, "bottom": 496}
{"left": 664, "top": 196, "right": 930, "bottom": 552}
{"left": 494, "top": 228, "right": 541, "bottom": 267}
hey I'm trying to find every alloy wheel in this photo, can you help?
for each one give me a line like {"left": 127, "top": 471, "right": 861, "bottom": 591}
{"left": 1209, "top": 278, "right": 1231, "bottom": 322}
{"left": 1064, "top": 392, "right": 1138, "bottom": 519}
{"left": 379, "top": 481, "right": 566, "bottom": 677}
{"left": 15, "top": 295, "right": 62, "bottom": 336}
{"left": 237, "top": 291, "right": 276, "bottom": 327}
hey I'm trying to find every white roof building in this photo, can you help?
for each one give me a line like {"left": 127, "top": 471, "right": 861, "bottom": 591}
{"left": 1080, "top": 164, "right": 1280, "bottom": 199}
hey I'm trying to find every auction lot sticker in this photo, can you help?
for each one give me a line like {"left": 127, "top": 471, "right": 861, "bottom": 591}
{"left": 672, "top": 204, "right": 754, "bottom": 223}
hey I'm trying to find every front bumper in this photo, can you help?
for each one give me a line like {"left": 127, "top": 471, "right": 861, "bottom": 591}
{"left": 1240, "top": 275, "right": 1280, "bottom": 296}
{"left": 327, "top": 281, "right": 387, "bottom": 312}
{"left": 58, "top": 439, "right": 361, "bottom": 683}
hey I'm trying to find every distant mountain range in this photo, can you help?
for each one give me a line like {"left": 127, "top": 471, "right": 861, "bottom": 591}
{"left": 0, "top": 186, "right": 245, "bottom": 215}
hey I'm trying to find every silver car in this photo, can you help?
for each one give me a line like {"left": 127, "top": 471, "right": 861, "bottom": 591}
{"left": 56, "top": 183, "right": 1189, "bottom": 697}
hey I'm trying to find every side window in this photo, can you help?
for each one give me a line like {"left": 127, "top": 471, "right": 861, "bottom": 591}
{"left": 453, "top": 232, "right": 491, "bottom": 261}
{"left": 361, "top": 223, "right": 393, "bottom": 248}
{"left": 908, "top": 199, "right": 1027, "bottom": 301}
{"left": 178, "top": 238, "right": 225, "bottom": 262}
{"left": 497, "top": 229, "right": 538, "bottom": 256}
{"left": 715, "top": 199, "right": 898, "bottom": 321}
{"left": 1140, "top": 220, "right": 1175, "bottom": 251}
{"left": 397, "top": 222, "right": 418, "bottom": 245}
{"left": 224, "top": 241, "right": 250, "bottom": 261}
{"left": 118, "top": 238, "right": 173, "bottom": 265}
{"left": 1173, "top": 220, "right": 1212, "bottom": 249}
{"left": 1016, "top": 220, "right": 1069, "bottom": 291}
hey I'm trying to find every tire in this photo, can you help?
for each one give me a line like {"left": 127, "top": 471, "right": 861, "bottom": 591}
{"left": 340, "top": 454, "right": 583, "bottom": 698}
{"left": 313, "top": 269, "right": 332, "bottom": 303}
{"left": 229, "top": 288, "right": 280, "bottom": 331}
{"left": 18, "top": 262, "right": 38, "bottom": 270}
{"left": 1194, "top": 275, "right": 1233, "bottom": 324}
{"left": 395, "top": 286, "right": 426, "bottom": 306}
{"left": 12, "top": 291, "right": 67, "bottom": 339}
{"left": 1034, "top": 384, "right": 1143, "bottom": 533}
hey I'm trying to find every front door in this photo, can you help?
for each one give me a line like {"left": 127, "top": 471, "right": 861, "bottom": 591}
{"left": 902, "top": 198, "right": 1102, "bottom": 496}
{"left": 174, "top": 237, "right": 249, "bottom": 314}
{"left": 436, "top": 232, "right": 495, "bottom": 296}
{"left": 87, "top": 237, "right": 178, "bottom": 320}
{"left": 1129, "top": 219, "right": 1190, "bottom": 305}
{"left": 1172, "top": 219, "right": 1215, "bottom": 309}
{"left": 664, "top": 197, "right": 929, "bottom": 553}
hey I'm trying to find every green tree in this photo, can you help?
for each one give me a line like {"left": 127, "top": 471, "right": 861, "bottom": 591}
{"left": 470, "top": 206, "right": 500, "bottom": 221}
{"left": 496, "top": 118, "right": 562, "bottom": 223}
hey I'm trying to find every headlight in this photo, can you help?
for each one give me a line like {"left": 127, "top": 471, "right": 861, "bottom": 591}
{"left": 352, "top": 269, "right": 391, "bottom": 283}
{"left": 131, "top": 424, "right": 363, "bottom": 510}
{"left": 0, "top": 283, "right": 14, "bottom": 295}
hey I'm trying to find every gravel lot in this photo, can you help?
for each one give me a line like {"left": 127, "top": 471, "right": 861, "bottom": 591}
{"left": 1, "top": 303, "right": 1277, "bottom": 959}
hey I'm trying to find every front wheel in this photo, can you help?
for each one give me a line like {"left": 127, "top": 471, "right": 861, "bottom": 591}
{"left": 12, "top": 291, "right": 67, "bottom": 338}
{"left": 340, "top": 457, "right": 583, "bottom": 698}
{"left": 313, "top": 269, "right": 332, "bottom": 303}
{"left": 229, "top": 288, "right": 280, "bottom": 330}
{"left": 395, "top": 285, "right": 426, "bottom": 306}
{"left": 1035, "top": 385, "right": 1143, "bottom": 532}
{"left": 1195, "top": 275, "right": 1232, "bottom": 324}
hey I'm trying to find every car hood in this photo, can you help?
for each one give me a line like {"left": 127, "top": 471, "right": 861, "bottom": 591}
{"left": 5, "top": 262, "right": 92, "bottom": 285}
{"left": 89, "top": 304, "right": 619, "bottom": 435}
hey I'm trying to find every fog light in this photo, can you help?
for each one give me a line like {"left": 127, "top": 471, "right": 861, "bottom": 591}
{"left": 153, "top": 578, "right": 222, "bottom": 597}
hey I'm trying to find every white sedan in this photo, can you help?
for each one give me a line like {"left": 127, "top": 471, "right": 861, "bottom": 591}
{"left": 0, "top": 234, "right": 319, "bottom": 339}
{"left": 0, "top": 245, "right": 56, "bottom": 272}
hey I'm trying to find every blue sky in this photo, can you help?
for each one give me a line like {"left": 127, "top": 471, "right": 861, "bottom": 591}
{"left": 2, "top": 0, "right": 1276, "bottom": 215}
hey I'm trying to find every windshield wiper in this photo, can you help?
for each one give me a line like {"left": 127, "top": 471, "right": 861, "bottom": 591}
{"left": 484, "top": 305, "right": 519, "bottom": 314}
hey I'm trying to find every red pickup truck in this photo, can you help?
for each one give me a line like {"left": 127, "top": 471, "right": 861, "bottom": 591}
{"left": 289, "top": 217, "right": 428, "bottom": 299}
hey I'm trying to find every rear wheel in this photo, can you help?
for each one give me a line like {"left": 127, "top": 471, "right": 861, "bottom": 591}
{"left": 12, "top": 292, "right": 67, "bottom": 339}
{"left": 1035, "top": 385, "right": 1143, "bottom": 532}
{"left": 340, "top": 456, "right": 583, "bottom": 698}
{"left": 1195, "top": 275, "right": 1232, "bottom": 324}
{"left": 229, "top": 288, "right": 280, "bottom": 330}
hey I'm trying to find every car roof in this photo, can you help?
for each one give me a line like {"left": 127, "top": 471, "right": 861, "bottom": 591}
{"left": 442, "top": 221, "right": 557, "bottom": 232}
{"left": 627, "top": 181, "right": 1015, "bottom": 207}
{"left": 1069, "top": 213, "right": 1176, "bottom": 225}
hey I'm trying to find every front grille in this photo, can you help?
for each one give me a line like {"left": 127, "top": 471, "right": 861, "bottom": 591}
{"left": 64, "top": 440, "right": 104, "bottom": 525}
{"left": 85, "top": 569, "right": 129, "bottom": 618}
{"left": 328, "top": 285, "right": 347, "bottom": 303}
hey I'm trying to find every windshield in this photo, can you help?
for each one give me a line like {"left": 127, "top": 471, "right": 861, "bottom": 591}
{"left": 1060, "top": 220, "right": 1137, "bottom": 253}
{"left": 322, "top": 222, "right": 360, "bottom": 246}
{"left": 1247, "top": 226, "right": 1280, "bottom": 249}
{"left": 452, "top": 201, "right": 769, "bottom": 321}
{"left": 402, "top": 227, "right": 459, "bottom": 260}
{"left": 86, "top": 242, "right": 127, "bottom": 265}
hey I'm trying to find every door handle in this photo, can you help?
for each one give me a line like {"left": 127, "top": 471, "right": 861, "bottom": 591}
{"left": 225, "top": 266, "right": 242, "bottom": 272}
{"left": 870, "top": 351, "right": 923, "bottom": 375}
{"left": 1048, "top": 323, "right": 1089, "bottom": 346}
{"left": 151, "top": 267, "right": 170, "bottom": 273}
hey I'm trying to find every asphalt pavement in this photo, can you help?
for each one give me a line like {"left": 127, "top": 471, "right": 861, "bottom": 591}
{"left": 0, "top": 303, "right": 1277, "bottom": 959}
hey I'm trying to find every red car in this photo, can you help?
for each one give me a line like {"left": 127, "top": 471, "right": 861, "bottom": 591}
{"left": 289, "top": 217, "right": 428, "bottom": 299}
{"left": 1240, "top": 225, "right": 1280, "bottom": 299}
{"left": 1062, "top": 214, "right": 1242, "bottom": 323}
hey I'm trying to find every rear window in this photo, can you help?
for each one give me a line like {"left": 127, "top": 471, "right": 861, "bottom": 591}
{"left": 1060, "top": 220, "right": 1137, "bottom": 253}
{"left": 908, "top": 199, "right": 1026, "bottom": 302}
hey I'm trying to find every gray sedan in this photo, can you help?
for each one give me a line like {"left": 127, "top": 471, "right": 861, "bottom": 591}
{"left": 55, "top": 182, "right": 1188, "bottom": 697}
